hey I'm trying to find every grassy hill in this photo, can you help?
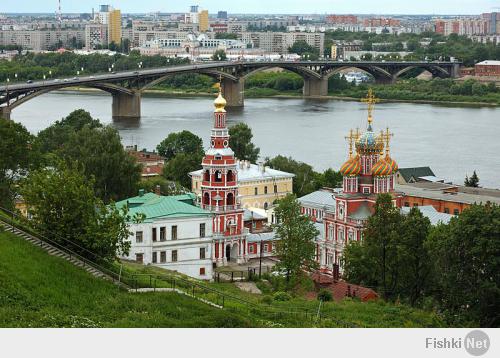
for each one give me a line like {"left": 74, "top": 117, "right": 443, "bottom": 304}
{"left": 0, "top": 228, "right": 445, "bottom": 327}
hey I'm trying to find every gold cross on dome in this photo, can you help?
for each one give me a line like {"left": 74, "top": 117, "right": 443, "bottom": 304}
{"left": 344, "top": 129, "right": 355, "bottom": 157}
{"left": 381, "top": 127, "right": 393, "bottom": 154}
{"left": 361, "top": 88, "right": 379, "bottom": 124}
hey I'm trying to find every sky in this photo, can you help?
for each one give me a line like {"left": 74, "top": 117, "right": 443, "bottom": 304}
{"left": 1, "top": 0, "right": 499, "bottom": 15}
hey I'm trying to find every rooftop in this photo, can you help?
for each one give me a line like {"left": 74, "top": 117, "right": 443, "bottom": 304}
{"left": 298, "top": 189, "right": 336, "bottom": 209}
{"left": 401, "top": 205, "right": 454, "bottom": 225}
{"left": 396, "top": 183, "right": 500, "bottom": 206}
{"left": 190, "top": 161, "right": 294, "bottom": 182}
{"left": 115, "top": 192, "right": 211, "bottom": 223}
{"left": 397, "top": 167, "right": 435, "bottom": 183}
{"left": 476, "top": 60, "right": 500, "bottom": 66}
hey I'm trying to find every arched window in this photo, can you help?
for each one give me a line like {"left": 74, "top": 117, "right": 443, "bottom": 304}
{"left": 203, "top": 192, "right": 210, "bottom": 205}
{"left": 214, "top": 170, "right": 222, "bottom": 182}
{"left": 227, "top": 170, "right": 235, "bottom": 182}
{"left": 227, "top": 193, "right": 235, "bottom": 206}
{"left": 203, "top": 170, "right": 210, "bottom": 182}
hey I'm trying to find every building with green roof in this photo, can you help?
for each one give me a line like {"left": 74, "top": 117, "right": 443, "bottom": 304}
{"left": 117, "top": 190, "right": 214, "bottom": 280}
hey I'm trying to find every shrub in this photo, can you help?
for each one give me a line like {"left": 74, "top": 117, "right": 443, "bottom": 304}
{"left": 273, "top": 291, "right": 292, "bottom": 301}
{"left": 260, "top": 295, "right": 273, "bottom": 305}
{"left": 317, "top": 289, "right": 333, "bottom": 302}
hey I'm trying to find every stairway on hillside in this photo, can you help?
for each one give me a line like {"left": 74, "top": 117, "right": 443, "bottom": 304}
{"left": 0, "top": 220, "right": 121, "bottom": 284}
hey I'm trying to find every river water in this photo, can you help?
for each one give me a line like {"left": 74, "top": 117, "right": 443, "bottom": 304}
{"left": 10, "top": 92, "right": 500, "bottom": 188}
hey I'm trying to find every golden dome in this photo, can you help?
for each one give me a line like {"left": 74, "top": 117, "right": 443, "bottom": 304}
{"left": 340, "top": 154, "right": 361, "bottom": 176}
{"left": 214, "top": 89, "right": 227, "bottom": 113}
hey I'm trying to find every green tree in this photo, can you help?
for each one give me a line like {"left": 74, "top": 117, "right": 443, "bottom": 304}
{"left": 265, "top": 155, "right": 321, "bottom": 197}
{"left": 343, "top": 193, "right": 403, "bottom": 299}
{"left": 212, "top": 49, "right": 227, "bottom": 61}
{"left": 0, "top": 120, "right": 39, "bottom": 209}
{"left": 59, "top": 125, "right": 141, "bottom": 203}
{"left": 273, "top": 194, "right": 319, "bottom": 289}
{"left": 36, "top": 109, "right": 102, "bottom": 154}
{"left": 464, "top": 170, "right": 480, "bottom": 187}
{"left": 156, "top": 130, "right": 204, "bottom": 162}
{"left": 162, "top": 152, "right": 202, "bottom": 189}
{"left": 137, "top": 176, "right": 186, "bottom": 196}
{"left": 318, "top": 168, "right": 343, "bottom": 188}
{"left": 427, "top": 204, "right": 500, "bottom": 327}
{"left": 288, "top": 40, "right": 319, "bottom": 59}
{"left": 22, "top": 164, "right": 131, "bottom": 262}
{"left": 399, "top": 208, "right": 432, "bottom": 306}
{"left": 229, "top": 123, "right": 260, "bottom": 162}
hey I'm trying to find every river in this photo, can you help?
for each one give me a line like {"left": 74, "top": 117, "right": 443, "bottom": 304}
{"left": 10, "top": 92, "right": 500, "bottom": 188}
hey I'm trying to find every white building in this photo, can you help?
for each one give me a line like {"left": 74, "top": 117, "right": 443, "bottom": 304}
{"left": 116, "top": 191, "right": 214, "bottom": 280}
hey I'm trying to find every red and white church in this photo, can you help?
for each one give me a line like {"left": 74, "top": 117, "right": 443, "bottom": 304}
{"left": 318, "top": 89, "right": 403, "bottom": 279}
{"left": 200, "top": 87, "right": 248, "bottom": 266}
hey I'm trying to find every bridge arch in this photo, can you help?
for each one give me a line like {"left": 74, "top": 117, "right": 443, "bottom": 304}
{"left": 242, "top": 64, "right": 322, "bottom": 80}
{"left": 323, "top": 64, "right": 393, "bottom": 82}
{"left": 140, "top": 70, "right": 239, "bottom": 92}
{"left": 5, "top": 82, "right": 133, "bottom": 111}
{"left": 393, "top": 65, "right": 450, "bottom": 79}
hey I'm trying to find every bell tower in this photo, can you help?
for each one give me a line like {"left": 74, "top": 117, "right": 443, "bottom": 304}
{"left": 200, "top": 85, "right": 247, "bottom": 266}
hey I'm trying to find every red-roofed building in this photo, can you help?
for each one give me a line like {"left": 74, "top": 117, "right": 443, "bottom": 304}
{"left": 127, "top": 147, "right": 165, "bottom": 178}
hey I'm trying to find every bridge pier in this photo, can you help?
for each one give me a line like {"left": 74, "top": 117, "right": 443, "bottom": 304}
{"left": 222, "top": 78, "right": 244, "bottom": 108}
{"left": 0, "top": 106, "right": 11, "bottom": 120}
{"left": 112, "top": 90, "right": 141, "bottom": 121}
{"left": 303, "top": 77, "right": 328, "bottom": 97}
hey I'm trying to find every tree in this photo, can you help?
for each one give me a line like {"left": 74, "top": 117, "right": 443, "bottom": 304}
{"left": 273, "top": 194, "right": 319, "bottom": 289}
{"left": 36, "top": 109, "right": 102, "bottom": 154}
{"left": 22, "top": 164, "right": 131, "bottom": 262}
{"left": 399, "top": 208, "right": 432, "bottom": 306}
{"left": 288, "top": 40, "right": 319, "bottom": 59}
{"left": 318, "top": 168, "right": 343, "bottom": 189}
{"left": 59, "top": 125, "right": 141, "bottom": 203}
{"left": 464, "top": 170, "right": 480, "bottom": 187}
{"left": 229, "top": 123, "right": 260, "bottom": 162}
{"left": 212, "top": 49, "right": 227, "bottom": 61}
{"left": 162, "top": 152, "right": 202, "bottom": 189}
{"left": 265, "top": 155, "right": 321, "bottom": 197}
{"left": 0, "top": 120, "right": 40, "bottom": 209}
{"left": 156, "top": 130, "right": 204, "bottom": 162}
{"left": 427, "top": 204, "right": 500, "bottom": 327}
{"left": 343, "top": 193, "right": 403, "bottom": 299}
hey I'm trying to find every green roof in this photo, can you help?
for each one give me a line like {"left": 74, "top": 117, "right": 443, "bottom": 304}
{"left": 115, "top": 192, "right": 210, "bottom": 223}
{"left": 397, "top": 167, "right": 435, "bottom": 183}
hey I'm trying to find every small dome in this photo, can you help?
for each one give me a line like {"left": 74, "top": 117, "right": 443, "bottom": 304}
{"left": 340, "top": 155, "right": 361, "bottom": 176}
{"left": 356, "top": 125, "right": 384, "bottom": 155}
{"left": 372, "top": 158, "right": 393, "bottom": 176}
{"left": 214, "top": 91, "right": 226, "bottom": 112}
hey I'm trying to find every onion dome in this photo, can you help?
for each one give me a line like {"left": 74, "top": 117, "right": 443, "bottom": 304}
{"left": 371, "top": 157, "right": 393, "bottom": 176}
{"left": 355, "top": 124, "right": 384, "bottom": 155}
{"left": 384, "top": 154, "right": 398, "bottom": 172}
{"left": 214, "top": 89, "right": 227, "bottom": 113}
{"left": 340, "top": 154, "right": 361, "bottom": 176}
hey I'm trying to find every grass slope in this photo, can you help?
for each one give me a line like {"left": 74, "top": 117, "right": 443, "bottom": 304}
{"left": 0, "top": 229, "right": 444, "bottom": 327}
{"left": 0, "top": 229, "right": 252, "bottom": 328}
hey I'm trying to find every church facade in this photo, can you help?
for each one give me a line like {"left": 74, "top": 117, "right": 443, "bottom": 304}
{"left": 318, "top": 89, "right": 403, "bottom": 278}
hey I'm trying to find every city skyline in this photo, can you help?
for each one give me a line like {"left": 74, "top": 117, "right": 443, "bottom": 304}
{"left": 1, "top": 0, "right": 499, "bottom": 15}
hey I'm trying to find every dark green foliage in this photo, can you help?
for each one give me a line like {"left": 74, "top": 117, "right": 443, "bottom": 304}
{"left": 58, "top": 125, "right": 141, "bottom": 203}
{"left": 212, "top": 49, "right": 227, "bottom": 61}
{"left": 427, "top": 204, "right": 500, "bottom": 327}
{"left": 162, "top": 152, "right": 203, "bottom": 189}
{"left": 265, "top": 155, "right": 341, "bottom": 197}
{"left": 273, "top": 194, "right": 319, "bottom": 288}
{"left": 245, "top": 71, "right": 303, "bottom": 93}
{"left": 156, "top": 130, "right": 204, "bottom": 162}
{"left": 0, "top": 120, "right": 40, "bottom": 209}
{"left": 36, "top": 109, "right": 102, "bottom": 154}
{"left": 288, "top": 40, "right": 319, "bottom": 60}
{"left": 464, "top": 170, "right": 480, "bottom": 187}
{"left": 273, "top": 291, "right": 292, "bottom": 301}
{"left": 215, "top": 33, "right": 238, "bottom": 40}
{"left": 229, "top": 123, "right": 260, "bottom": 162}
{"left": 318, "top": 289, "right": 333, "bottom": 302}
{"left": 137, "top": 176, "right": 185, "bottom": 196}
{"left": 21, "top": 164, "right": 131, "bottom": 262}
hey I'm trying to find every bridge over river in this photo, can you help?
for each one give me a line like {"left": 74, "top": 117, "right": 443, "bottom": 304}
{"left": 0, "top": 60, "right": 461, "bottom": 120}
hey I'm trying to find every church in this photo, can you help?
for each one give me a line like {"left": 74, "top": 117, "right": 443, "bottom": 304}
{"left": 318, "top": 89, "right": 403, "bottom": 279}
